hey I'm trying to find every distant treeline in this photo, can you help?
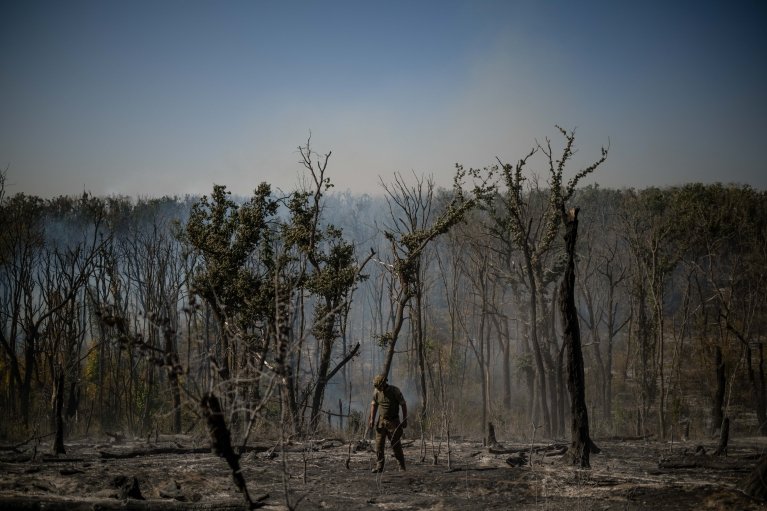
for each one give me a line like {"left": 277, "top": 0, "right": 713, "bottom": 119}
{"left": 1, "top": 157, "right": 765, "bottom": 445}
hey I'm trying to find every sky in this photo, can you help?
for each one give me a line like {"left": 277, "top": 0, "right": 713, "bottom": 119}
{"left": 1, "top": 0, "right": 766, "bottom": 199}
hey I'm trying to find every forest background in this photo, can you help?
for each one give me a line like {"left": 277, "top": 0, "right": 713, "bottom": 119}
{"left": 1, "top": 131, "right": 765, "bottom": 455}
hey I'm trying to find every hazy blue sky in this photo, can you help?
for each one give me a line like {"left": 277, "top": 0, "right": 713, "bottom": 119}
{"left": 1, "top": 0, "right": 765, "bottom": 198}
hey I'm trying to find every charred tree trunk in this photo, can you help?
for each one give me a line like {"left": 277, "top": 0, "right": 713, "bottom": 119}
{"left": 20, "top": 340, "right": 36, "bottom": 426}
{"left": 559, "top": 208, "right": 592, "bottom": 468}
{"left": 52, "top": 369, "right": 66, "bottom": 455}
{"left": 502, "top": 330, "right": 512, "bottom": 410}
{"left": 65, "top": 379, "right": 80, "bottom": 419}
{"left": 201, "top": 392, "right": 265, "bottom": 509}
{"left": 309, "top": 333, "right": 333, "bottom": 433}
{"left": 522, "top": 324, "right": 536, "bottom": 421}
{"left": 712, "top": 345, "right": 725, "bottom": 436}
{"left": 714, "top": 417, "right": 729, "bottom": 456}
{"left": 414, "top": 279, "right": 429, "bottom": 442}
{"left": 556, "top": 339, "right": 567, "bottom": 439}
{"left": 164, "top": 326, "right": 182, "bottom": 434}
{"left": 488, "top": 422, "right": 498, "bottom": 446}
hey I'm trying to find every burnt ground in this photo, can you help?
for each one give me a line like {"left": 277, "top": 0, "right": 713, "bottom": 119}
{"left": 1, "top": 434, "right": 766, "bottom": 510}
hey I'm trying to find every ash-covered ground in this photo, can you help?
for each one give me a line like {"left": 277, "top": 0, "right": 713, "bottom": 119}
{"left": 1, "top": 434, "right": 765, "bottom": 510}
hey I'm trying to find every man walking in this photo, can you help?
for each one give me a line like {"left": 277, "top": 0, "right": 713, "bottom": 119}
{"left": 368, "top": 374, "right": 408, "bottom": 472}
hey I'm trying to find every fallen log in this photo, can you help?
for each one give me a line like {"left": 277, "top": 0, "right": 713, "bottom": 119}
{"left": 0, "top": 495, "right": 258, "bottom": 510}
{"left": 506, "top": 452, "right": 528, "bottom": 467}
{"left": 542, "top": 446, "right": 568, "bottom": 457}
{"left": 99, "top": 444, "right": 271, "bottom": 459}
{"left": 487, "top": 446, "right": 520, "bottom": 455}
{"left": 658, "top": 454, "right": 752, "bottom": 471}
{"left": 446, "top": 466, "right": 501, "bottom": 473}
{"left": 487, "top": 443, "right": 568, "bottom": 455}
{"left": 99, "top": 447, "right": 210, "bottom": 459}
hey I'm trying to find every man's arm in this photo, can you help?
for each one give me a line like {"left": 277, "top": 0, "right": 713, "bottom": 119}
{"left": 401, "top": 401, "right": 408, "bottom": 428}
{"left": 368, "top": 401, "right": 377, "bottom": 429}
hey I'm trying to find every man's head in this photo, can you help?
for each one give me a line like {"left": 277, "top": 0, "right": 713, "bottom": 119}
{"left": 373, "top": 374, "right": 387, "bottom": 390}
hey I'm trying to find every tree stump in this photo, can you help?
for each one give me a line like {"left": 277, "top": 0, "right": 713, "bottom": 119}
{"left": 488, "top": 422, "right": 498, "bottom": 446}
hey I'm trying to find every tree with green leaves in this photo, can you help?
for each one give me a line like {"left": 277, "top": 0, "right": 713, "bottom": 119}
{"left": 287, "top": 141, "right": 372, "bottom": 433}
{"left": 183, "top": 182, "right": 280, "bottom": 411}
{"left": 490, "top": 126, "right": 607, "bottom": 438}
{"left": 377, "top": 167, "right": 491, "bottom": 384}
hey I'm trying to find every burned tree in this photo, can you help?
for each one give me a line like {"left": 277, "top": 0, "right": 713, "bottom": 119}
{"left": 559, "top": 207, "right": 597, "bottom": 467}
{"left": 712, "top": 345, "right": 726, "bottom": 435}
{"left": 201, "top": 392, "right": 267, "bottom": 509}
{"left": 491, "top": 126, "right": 607, "bottom": 438}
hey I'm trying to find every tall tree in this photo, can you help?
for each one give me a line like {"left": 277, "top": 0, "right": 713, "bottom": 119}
{"left": 560, "top": 208, "right": 595, "bottom": 467}
{"left": 288, "top": 141, "right": 371, "bottom": 433}
{"left": 183, "top": 182, "right": 280, "bottom": 417}
{"left": 620, "top": 187, "right": 687, "bottom": 438}
{"left": 491, "top": 126, "right": 607, "bottom": 437}
{"left": 377, "top": 167, "right": 490, "bottom": 383}
{"left": 575, "top": 186, "right": 630, "bottom": 429}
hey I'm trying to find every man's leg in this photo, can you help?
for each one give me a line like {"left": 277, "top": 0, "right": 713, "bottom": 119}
{"left": 391, "top": 425, "right": 405, "bottom": 470}
{"left": 373, "top": 426, "right": 386, "bottom": 472}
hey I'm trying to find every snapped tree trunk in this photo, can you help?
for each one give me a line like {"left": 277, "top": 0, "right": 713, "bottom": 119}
{"left": 559, "top": 207, "right": 592, "bottom": 468}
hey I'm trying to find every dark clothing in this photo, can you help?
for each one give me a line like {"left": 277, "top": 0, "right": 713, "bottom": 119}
{"left": 375, "top": 417, "right": 404, "bottom": 470}
{"left": 372, "top": 384, "right": 405, "bottom": 423}
{"left": 371, "top": 384, "right": 406, "bottom": 471}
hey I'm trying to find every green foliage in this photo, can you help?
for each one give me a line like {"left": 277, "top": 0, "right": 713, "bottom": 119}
{"left": 183, "top": 182, "right": 280, "bottom": 329}
{"left": 375, "top": 332, "right": 394, "bottom": 348}
{"left": 384, "top": 170, "right": 485, "bottom": 293}
{"left": 514, "top": 352, "right": 533, "bottom": 373}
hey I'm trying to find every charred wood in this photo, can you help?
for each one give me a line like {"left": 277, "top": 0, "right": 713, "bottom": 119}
{"left": 51, "top": 370, "right": 66, "bottom": 455}
{"left": 713, "top": 417, "right": 730, "bottom": 456}
{"left": 98, "top": 447, "right": 212, "bottom": 459}
{"left": 201, "top": 392, "right": 268, "bottom": 509}
{"left": 113, "top": 475, "right": 144, "bottom": 500}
